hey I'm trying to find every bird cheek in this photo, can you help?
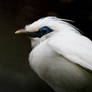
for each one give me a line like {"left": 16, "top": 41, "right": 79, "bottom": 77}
{"left": 31, "top": 38, "right": 40, "bottom": 49}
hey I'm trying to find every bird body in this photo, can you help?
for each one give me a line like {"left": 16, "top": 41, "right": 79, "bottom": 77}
{"left": 15, "top": 17, "right": 92, "bottom": 92}
{"left": 29, "top": 28, "right": 92, "bottom": 92}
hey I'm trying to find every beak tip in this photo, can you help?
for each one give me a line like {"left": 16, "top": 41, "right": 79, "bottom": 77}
{"left": 15, "top": 29, "right": 27, "bottom": 35}
{"left": 15, "top": 31, "right": 20, "bottom": 34}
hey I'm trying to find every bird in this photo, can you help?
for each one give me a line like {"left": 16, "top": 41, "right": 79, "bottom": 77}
{"left": 15, "top": 16, "right": 92, "bottom": 92}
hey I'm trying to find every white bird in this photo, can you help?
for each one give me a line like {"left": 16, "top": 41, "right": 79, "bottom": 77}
{"left": 15, "top": 16, "right": 92, "bottom": 92}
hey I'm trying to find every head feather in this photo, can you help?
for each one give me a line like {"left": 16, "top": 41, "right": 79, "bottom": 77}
{"left": 25, "top": 16, "right": 81, "bottom": 34}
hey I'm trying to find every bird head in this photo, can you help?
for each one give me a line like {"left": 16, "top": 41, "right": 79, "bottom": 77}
{"left": 15, "top": 16, "right": 80, "bottom": 48}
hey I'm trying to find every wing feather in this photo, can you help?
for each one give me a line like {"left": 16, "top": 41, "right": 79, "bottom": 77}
{"left": 48, "top": 32, "right": 92, "bottom": 71}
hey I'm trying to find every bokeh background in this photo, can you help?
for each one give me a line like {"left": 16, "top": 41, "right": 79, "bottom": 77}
{"left": 0, "top": 0, "right": 92, "bottom": 92}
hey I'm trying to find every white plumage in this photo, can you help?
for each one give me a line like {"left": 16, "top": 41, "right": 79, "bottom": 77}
{"left": 16, "top": 16, "right": 92, "bottom": 92}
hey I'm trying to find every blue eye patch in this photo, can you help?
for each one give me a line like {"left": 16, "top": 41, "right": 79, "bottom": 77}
{"left": 40, "top": 26, "right": 52, "bottom": 34}
{"left": 27, "top": 26, "right": 53, "bottom": 38}
{"left": 35, "top": 26, "right": 53, "bottom": 38}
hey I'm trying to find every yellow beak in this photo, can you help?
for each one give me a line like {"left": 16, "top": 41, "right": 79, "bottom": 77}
{"left": 15, "top": 29, "right": 39, "bottom": 37}
{"left": 15, "top": 29, "right": 29, "bottom": 35}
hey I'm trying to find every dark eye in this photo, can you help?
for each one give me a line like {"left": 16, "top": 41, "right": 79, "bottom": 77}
{"left": 39, "top": 26, "right": 52, "bottom": 36}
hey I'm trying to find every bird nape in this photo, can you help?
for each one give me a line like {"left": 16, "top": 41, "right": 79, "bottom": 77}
{"left": 15, "top": 16, "right": 92, "bottom": 92}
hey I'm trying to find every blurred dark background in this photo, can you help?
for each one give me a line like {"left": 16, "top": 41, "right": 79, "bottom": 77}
{"left": 0, "top": 0, "right": 92, "bottom": 92}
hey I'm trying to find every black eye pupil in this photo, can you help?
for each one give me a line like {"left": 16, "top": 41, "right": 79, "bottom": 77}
{"left": 43, "top": 30, "right": 47, "bottom": 34}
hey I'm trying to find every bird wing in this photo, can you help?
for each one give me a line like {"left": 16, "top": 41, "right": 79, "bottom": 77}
{"left": 48, "top": 32, "right": 92, "bottom": 71}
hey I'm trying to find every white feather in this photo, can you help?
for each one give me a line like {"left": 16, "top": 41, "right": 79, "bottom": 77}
{"left": 48, "top": 31, "right": 92, "bottom": 71}
{"left": 26, "top": 16, "right": 92, "bottom": 92}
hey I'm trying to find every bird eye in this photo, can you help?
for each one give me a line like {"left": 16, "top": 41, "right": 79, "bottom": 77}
{"left": 30, "top": 26, "right": 53, "bottom": 38}
{"left": 39, "top": 26, "right": 52, "bottom": 36}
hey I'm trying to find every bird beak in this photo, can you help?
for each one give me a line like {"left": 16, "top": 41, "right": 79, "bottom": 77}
{"left": 15, "top": 29, "right": 40, "bottom": 38}
{"left": 15, "top": 29, "right": 30, "bottom": 35}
